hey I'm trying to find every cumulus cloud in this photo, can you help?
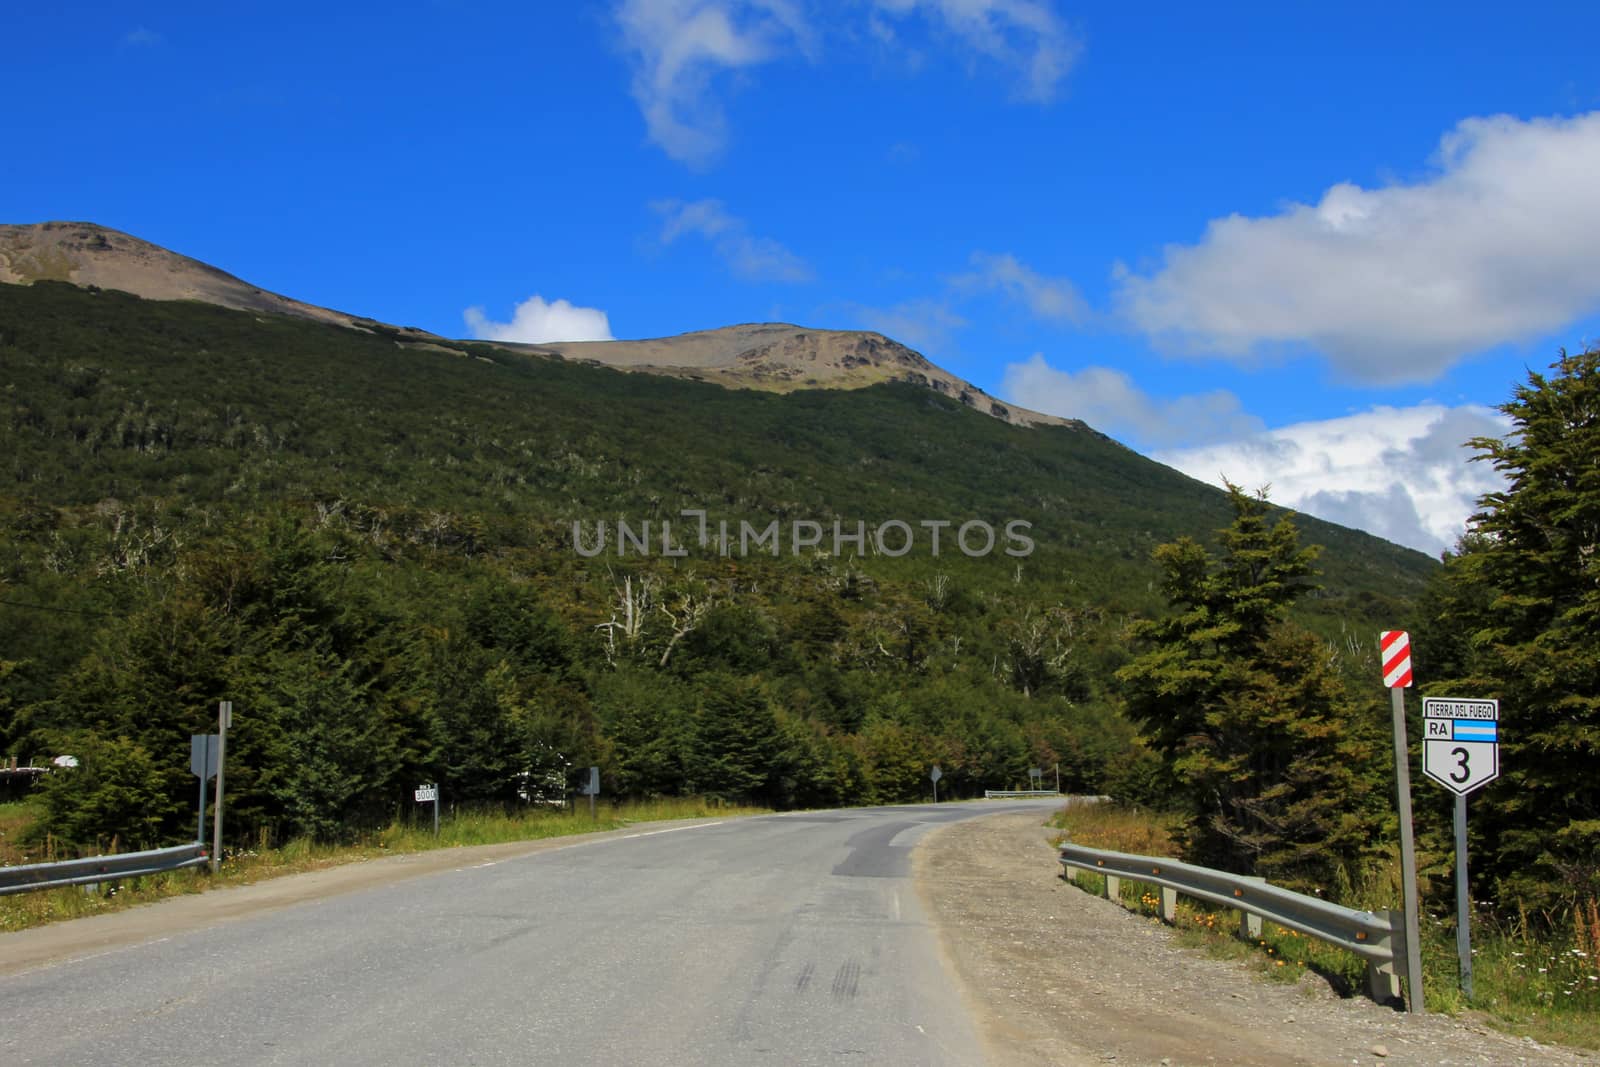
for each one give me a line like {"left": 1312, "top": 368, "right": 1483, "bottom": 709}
{"left": 1153, "top": 405, "right": 1512, "bottom": 556}
{"left": 871, "top": 0, "right": 1079, "bottom": 102}
{"left": 1116, "top": 112, "right": 1600, "bottom": 383}
{"left": 615, "top": 0, "right": 813, "bottom": 167}
{"left": 1001, "top": 355, "right": 1263, "bottom": 447}
{"left": 953, "top": 251, "right": 1087, "bottom": 323}
{"left": 464, "top": 296, "right": 614, "bottom": 344}
{"left": 654, "top": 198, "right": 813, "bottom": 282}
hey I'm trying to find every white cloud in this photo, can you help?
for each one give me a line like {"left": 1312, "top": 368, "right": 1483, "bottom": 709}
{"left": 1116, "top": 112, "right": 1600, "bottom": 383}
{"left": 953, "top": 251, "right": 1087, "bottom": 323}
{"left": 615, "top": 0, "right": 813, "bottom": 167}
{"left": 848, "top": 298, "right": 967, "bottom": 354}
{"left": 1001, "top": 354, "right": 1262, "bottom": 447}
{"left": 1153, "top": 405, "right": 1512, "bottom": 556}
{"left": 615, "top": 1, "right": 1077, "bottom": 166}
{"left": 464, "top": 296, "right": 615, "bottom": 343}
{"left": 871, "top": 0, "right": 1078, "bottom": 102}
{"left": 121, "top": 27, "right": 162, "bottom": 47}
{"left": 654, "top": 198, "right": 813, "bottom": 282}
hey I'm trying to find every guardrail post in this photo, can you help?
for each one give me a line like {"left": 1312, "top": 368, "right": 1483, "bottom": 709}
{"left": 1159, "top": 886, "right": 1177, "bottom": 923}
{"left": 1103, "top": 874, "right": 1121, "bottom": 900}
{"left": 1364, "top": 909, "right": 1405, "bottom": 1005}
{"left": 1236, "top": 876, "right": 1265, "bottom": 939}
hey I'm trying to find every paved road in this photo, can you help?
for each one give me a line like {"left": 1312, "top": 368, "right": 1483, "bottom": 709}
{"left": 1, "top": 799, "right": 1063, "bottom": 1066}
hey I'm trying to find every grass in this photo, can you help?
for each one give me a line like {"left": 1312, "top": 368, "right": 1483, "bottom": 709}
{"left": 1050, "top": 802, "right": 1600, "bottom": 1050}
{"left": 0, "top": 799, "right": 42, "bottom": 866}
{"left": 0, "top": 796, "right": 765, "bottom": 934}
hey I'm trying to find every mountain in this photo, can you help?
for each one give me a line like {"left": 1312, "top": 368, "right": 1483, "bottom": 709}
{"left": 0, "top": 221, "right": 1061, "bottom": 427}
{"left": 0, "top": 239, "right": 1437, "bottom": 843}
{"left": 527, "top": 326, "right": 1066, "bottom": 427}
{"left": 0, "top": 220, "right": 442, "bottom": 340}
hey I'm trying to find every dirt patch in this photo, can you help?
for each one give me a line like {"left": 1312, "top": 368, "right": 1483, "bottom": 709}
{"left": 914, "top": 811, "right": 1598, "bottom": 1067}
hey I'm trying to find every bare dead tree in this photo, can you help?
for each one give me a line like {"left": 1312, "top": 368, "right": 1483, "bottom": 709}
{"left": 658, "top": 591, "right": 712, "bottom": 668}
{"left": 594, "top": 573, "right": 655, "bottom": 665}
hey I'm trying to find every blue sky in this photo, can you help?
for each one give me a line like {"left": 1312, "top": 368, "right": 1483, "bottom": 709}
{"left": 7, "top": 2, "right": 1600, "bottom": 555}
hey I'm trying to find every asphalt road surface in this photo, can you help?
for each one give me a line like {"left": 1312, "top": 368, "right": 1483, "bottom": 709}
{"left": 1, "top": 798, "right": 1063, "bottom": 1066}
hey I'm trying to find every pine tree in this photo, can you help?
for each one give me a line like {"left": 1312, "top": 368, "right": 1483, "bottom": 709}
{"left": 1424, "top": 348, "right": 1600, "bottom": 908}
{"left": 1118, "top": 487, "right": 1387, "bottom": 889}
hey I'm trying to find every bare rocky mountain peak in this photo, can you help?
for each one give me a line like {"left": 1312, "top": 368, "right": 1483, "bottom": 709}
{"left": 0, "top": 220, "right": 1070, "bottom": 428}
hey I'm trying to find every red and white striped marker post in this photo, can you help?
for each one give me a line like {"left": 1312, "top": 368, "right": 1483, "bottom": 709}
{"left": 1380, "top": 630, "right": 1425, "bottom": 1013}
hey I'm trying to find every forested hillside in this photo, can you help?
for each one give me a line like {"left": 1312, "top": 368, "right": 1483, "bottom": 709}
{"left": 0, "top": 280, "right": 1434, "bottom": 850}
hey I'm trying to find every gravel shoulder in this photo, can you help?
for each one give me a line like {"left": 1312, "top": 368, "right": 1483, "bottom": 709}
{"left": 913, "top": 810, "right": 1599, "bottom": 1067}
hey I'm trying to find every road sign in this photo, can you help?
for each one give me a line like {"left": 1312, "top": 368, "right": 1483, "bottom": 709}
{"left": 577, "top": 766, "right": 600, "bottom": 796}
{"left": 1380, "top": 630, "right": 1413, "bottom": 688}
{"left": 190, "top": 734, "right": 219, "bottom": 780}
{"left": 191, "top": 733, "right": 220, "bottom": 844}
{"left": 415, "top": 785, "right": 437, "bottom": 803}
{"left": 929, "top": 766, "right": 942, "bottom": 783}
{"left": 1422, "top": 698, "right": 1500, "bottom": 796}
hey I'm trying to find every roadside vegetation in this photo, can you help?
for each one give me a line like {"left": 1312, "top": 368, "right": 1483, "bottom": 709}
{"left": 0, "top": 795, "right": 761, "bottom": 934}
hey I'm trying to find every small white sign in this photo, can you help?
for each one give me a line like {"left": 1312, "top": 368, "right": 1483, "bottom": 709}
{"left": 415, "top": 786, "right": 437, "bottom": 803}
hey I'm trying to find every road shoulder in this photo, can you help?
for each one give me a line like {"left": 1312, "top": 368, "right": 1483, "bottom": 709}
{"left": 913, "top": 810, "right": 1597, "bottom": 1067}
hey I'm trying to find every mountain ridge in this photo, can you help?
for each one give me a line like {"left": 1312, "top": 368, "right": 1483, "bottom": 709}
{"left": 0, "top": 220, "right": 1066, "bottom": 428}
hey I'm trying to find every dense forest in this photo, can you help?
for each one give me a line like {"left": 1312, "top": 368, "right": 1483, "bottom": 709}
{"left": 30, "top": 281, "right": 1599, "bottom": 920}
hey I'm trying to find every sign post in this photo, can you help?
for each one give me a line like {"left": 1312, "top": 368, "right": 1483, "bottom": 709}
{"left": 190, "top": 733, "right": 219, "bottom": 844}
{"left": 1422, "top": 697, "right": 1500, "bottom": 1000}
{"left": 930, "top": 764, "right": 942, "bottom": 803}
{"left": 1379, "top": 631, "right": 1425, "bottom": 1013}
{"left": 577, "top": 766, "right": 600, "bottom": 819}
{"left": 1028, "top": 767, "right": 1042, "bottom": 790}
{"left": 211, "top": 701, "right": 231, "bottom": 875}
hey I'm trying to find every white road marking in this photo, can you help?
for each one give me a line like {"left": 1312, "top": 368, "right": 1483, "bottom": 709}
{"left": 620, "top": 821, "right": 726, "bottom": 839}
{"left": 11, "top": 937, "right": 173, "bottom": 978}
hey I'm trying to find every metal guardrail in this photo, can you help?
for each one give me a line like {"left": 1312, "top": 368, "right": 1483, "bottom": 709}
{"left": 983, "top": 790, "right": 1061, "bottom": 798}
{"left": 1059, "top": 842, "right": 1408, "bottom": 1004}
{"left": 0, "top": 843, "right": 209, "bottom": 896}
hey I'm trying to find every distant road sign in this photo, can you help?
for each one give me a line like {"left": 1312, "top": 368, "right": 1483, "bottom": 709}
{"left": 929, "top": 766, "right": 942, "bottom": 783}
{"left": 1422, "top": 698, "right": 1500, "bottom": 796}
{"left": 1380, "top": 630, "right": 1413, "bottom": 688}
{"left": 577, "top": 766, "right": 600, "bottom": 796}
{"left": 190, "top": 734, "right": 219, "bottom": 780}
{"left": 414, "top": 785, "right": 437, "bottom": 803}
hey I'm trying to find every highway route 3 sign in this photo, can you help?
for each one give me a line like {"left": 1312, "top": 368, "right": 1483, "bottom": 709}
{"left": 1422, "top": 698, "right": 1500, "bottom": 796}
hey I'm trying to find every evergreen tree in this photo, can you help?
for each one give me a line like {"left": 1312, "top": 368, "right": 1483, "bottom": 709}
{"left": 1118, "top": 487, "right": 1387, "bottom": 888}
{"left": 1423, "top": 348, "right": 1600, "bottom": 908}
